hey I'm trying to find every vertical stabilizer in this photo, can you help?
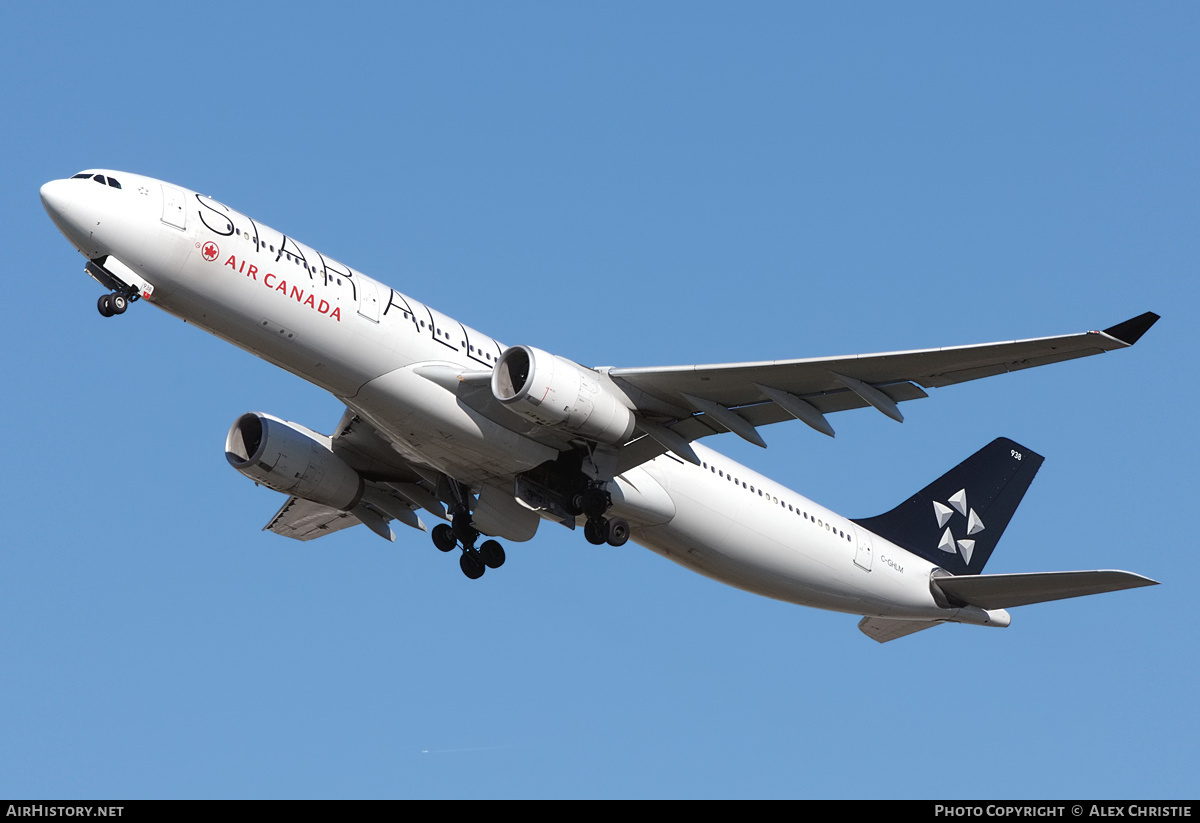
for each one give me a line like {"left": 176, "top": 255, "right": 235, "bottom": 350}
{"left": 852, "top": 438, "right": 1044, "bottom": 575}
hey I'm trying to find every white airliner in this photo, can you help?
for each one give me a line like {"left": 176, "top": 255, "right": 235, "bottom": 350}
{"left": 40, "top": 169, "right": 1159, "bottom": 642}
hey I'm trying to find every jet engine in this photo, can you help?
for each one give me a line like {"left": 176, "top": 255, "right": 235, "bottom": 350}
{"left": 491, "top": 345, "right": 636, "bottom": 445}
{"left": 225, "top": 412, "right": 364, "bottom": 510}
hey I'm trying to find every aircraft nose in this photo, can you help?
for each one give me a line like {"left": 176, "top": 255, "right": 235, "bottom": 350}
{"left": 40, "top": 177, "right": 110, "bottom": 258}
{"left": 40, "top": 179, "right": 73, "bottom": 223}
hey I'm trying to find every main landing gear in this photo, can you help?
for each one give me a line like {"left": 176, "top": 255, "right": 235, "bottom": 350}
{"left": 431, "top": 483, "right": 506, "bottom": 580}
{"left": 570, "top": 487, "right": 630, "bottom": 548}
{"left": 432, "top": 523, "right": 506, "bottom": 580}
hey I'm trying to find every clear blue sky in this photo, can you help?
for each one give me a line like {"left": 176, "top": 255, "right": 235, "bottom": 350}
{"left": 3, "top": 2, "right": 1196, "bottom": 799}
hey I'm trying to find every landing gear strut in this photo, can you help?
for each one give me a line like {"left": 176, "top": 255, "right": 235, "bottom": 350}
{"left": 430, "top": 481, "right": 506, "bottom": 579}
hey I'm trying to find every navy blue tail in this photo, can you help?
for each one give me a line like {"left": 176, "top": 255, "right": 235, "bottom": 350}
{"left": 852, "top": 438, "right": 1045, "bottom": 575}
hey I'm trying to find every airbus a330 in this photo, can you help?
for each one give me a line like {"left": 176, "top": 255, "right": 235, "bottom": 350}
{"left": 40, "top": 170, "right": 1159, "bottom": 642}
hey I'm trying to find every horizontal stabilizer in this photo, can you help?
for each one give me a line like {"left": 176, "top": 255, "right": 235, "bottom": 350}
{"left": 933, "top": 570, "right": 1158, "bottom": 609}
{"left": 858, "top": 617, "right": 942, "bottom": 643}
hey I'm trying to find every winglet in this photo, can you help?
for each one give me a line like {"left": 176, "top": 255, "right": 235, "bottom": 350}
{"left": 1102, "top": 312, "right": 1159, "bottom": 346}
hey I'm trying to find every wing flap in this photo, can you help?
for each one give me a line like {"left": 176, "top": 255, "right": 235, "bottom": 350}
{"left": 933, "top": 570, "right": 1159, "bottom": 609}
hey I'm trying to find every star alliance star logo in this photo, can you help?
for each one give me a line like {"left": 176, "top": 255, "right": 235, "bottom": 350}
{"left": 933, "top": 489, "right": 984, "bottom": 564}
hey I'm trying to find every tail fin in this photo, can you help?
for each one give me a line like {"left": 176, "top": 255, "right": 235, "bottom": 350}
{"left": 852, "top": 438, "right": 1044, "bottom": 575}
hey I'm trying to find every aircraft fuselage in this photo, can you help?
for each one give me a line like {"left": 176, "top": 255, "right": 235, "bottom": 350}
{"left": 38, "top": 169, "right": 1069, "bottom": 633}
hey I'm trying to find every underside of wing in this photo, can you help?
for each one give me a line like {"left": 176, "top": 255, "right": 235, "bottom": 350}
{"left": 260, "top": 409, "right": 444, "bottom": 542}
{"left": 265, "top": 496, "right": 363, "bottom": 541}
{"left": 608, "top": 313, "right": 1157, "bottom": 470}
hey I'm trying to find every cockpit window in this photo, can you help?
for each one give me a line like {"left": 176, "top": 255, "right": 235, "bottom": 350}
{"left": 70, "top": 172, "right": 121, "bottom": 189}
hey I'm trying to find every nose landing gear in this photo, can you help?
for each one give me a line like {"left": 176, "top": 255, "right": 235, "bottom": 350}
{"left": 87, "top": 259, "right": 141, "bottom": 318}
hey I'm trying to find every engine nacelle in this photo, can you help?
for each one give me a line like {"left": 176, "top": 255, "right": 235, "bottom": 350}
{"left": 225, "top": 412, "right": 364, "bottom": 511}
{"left": 492, "top": 345, "right": 636, "bottom": 445}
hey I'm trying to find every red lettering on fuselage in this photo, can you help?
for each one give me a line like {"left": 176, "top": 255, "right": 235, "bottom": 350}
{"left": 217, "top": 250, "right": 341, "bottom": 322}
{"left": 224, "top": 254, "right": 258, "bottom": 281}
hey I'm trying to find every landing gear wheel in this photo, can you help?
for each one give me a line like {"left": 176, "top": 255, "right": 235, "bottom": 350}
{"left": 584, "top": 517, "right": 610, "bottom": 546}
{"left": 480, "top": 540, "right": 506, "bottom": 569}
{"left": 566, "top": 493, "right": 585, "bottom": 517}
{"left": 606, "top": 517, "right": 630, "bottom": 547}
{"left": 460, "top": 550, "right": 485, "bottom": 580}
{"left": 110, "top": 294, "right": 127, "bottom": 315}
{"left": 432, "top": 523, "right": 457, "bottom": 552}
{"left": 97, "top": 294, "right": 114, "bottom": 317}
